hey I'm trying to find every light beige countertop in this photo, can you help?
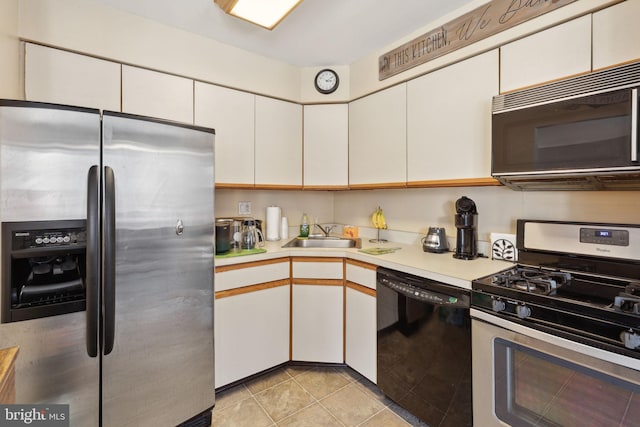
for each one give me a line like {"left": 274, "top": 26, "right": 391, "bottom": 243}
{"left": 215, "top": 239, "right": 513, "bottom": 290}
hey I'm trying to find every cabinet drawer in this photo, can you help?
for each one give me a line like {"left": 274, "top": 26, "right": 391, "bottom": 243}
{"left": 345, "top": 260, "right": 377, "bottom": 290}
{"left": 291, "top": 258, "right": 343, "bottom": 280}
{"left": 215, "top": 258, "right": 289, "bottom": 292}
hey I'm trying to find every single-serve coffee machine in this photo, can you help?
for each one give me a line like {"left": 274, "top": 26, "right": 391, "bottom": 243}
{"left": 453, "top": 196, "right": 478, "bottom": 260}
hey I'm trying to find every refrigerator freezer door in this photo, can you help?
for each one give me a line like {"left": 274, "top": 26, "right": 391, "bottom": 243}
{"left": 0, "top": 101, "right": 101, "bottom": 426}
{"left": 101, "top": 113, "right": 215, "bottom": 426}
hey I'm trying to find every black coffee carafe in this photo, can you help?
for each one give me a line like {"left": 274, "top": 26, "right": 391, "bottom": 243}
{"left": 453, "top": 196, "right": 478, "bottom": 260}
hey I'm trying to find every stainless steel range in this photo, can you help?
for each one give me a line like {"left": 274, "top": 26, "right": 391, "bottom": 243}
{"left": 471, "top": 219, "right": 640, "bottom": 427}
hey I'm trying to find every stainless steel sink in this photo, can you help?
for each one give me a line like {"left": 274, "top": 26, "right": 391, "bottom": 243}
{"left": 282, "top": 236, "right": 360, "bottom": 248}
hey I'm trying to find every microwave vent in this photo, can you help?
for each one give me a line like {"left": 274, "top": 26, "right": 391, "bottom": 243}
{"left": 493, "top": 61, "right": 640, "bottom": 113}
{"left": 497, "top": 172, "right": 640, "bottom": 191}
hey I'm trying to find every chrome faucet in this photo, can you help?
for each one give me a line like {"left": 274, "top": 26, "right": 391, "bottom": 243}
{"left": 314, "top": 223, "right": 335, "bottom": 237}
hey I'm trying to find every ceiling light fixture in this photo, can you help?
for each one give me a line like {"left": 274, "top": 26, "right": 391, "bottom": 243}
{"left": 214, "top": 0, "right": 303, "bottom": 30}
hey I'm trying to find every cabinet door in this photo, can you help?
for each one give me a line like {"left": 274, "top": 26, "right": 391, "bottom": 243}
{"left": 407, "top": 50, "right": 498, "bottom": 181}
{"left": 122, "top": 65, "right": 193, "bottom": 123}
{"left": 24, "top": 43, "right": 121, "bottom": 111}
{"left": 500, "top": 15, "right": 591, "bottom": 93}
{"left": 345, "top": 260, "right": 377, "bottom": 383}
{"left": 593, "top": 1, "right": 640, "bottom": 70}
{"left": 214, "top": 285, "right": 290, "bottom": 388}
{"left": 216, "top": 258, "right": 290, "bottom": 292}
{"left": 303, "top": 104, "right": 348, "bottom": 189}
{"left": 345, "top": 287, "right": 376, "bottom": 383}
{"left": 195, "top": 82, "right": 255, "bottom": 186}
{"left": 292, "top": 284, "right": 343, "bottom": 363}
{"left": 349, "top": 84, "right": 407, "bottom": 186}
{"left": 255, "top": 96, "right": 302, "bottom": 187}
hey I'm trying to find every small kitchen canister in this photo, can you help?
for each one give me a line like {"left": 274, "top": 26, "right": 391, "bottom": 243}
{"left": 281, "top": 216, "right": 289, "bottom": 240}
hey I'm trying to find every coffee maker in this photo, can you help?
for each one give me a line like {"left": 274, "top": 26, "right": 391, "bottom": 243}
{"left": 453, "top": 196, "right": 478, "bottom": 260}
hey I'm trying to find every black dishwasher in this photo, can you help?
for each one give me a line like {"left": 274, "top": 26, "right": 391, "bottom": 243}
{"left": 377, "top": 267, "right": 472, "bottom": 427}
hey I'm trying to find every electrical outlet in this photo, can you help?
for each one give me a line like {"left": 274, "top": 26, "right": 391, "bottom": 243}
{"left": 238, "top": 201, "right": 252, "bottom": 215}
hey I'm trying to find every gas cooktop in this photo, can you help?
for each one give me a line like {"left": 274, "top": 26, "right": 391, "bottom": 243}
{"left": 472, "top": 220, "right": 640, "bottom": 359}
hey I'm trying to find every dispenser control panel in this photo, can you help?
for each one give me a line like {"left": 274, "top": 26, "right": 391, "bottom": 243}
{"left": 12, "top": 227, "right": 86, "bottom": 250}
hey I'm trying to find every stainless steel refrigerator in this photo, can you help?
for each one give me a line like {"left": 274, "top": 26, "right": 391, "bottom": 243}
{"left": 0, "top": 100, "right": 215, "bottom": 426}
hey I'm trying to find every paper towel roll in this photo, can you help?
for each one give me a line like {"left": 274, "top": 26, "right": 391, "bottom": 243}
{"left": 266, "top": 206, "right": 281, "bottom": 241}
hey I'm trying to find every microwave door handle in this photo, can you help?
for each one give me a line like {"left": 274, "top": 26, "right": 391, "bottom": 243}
{"left": 632, "top": 88, "right": 638, "bottom": 162}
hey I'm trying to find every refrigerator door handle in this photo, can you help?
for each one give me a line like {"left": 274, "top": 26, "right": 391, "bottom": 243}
{"left": 86, "top": 165, "right": 100, "bottom": 358}
{"left": 103, "top": 166, "right": 116, "bottom": 355}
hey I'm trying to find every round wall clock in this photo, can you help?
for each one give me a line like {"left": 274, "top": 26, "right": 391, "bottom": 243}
{"left": 314, "top": 69, "right": 339, "bottom": 94}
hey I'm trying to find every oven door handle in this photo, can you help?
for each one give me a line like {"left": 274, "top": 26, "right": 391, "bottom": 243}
{"left": 86, "top": 165, "right": 100, "bottom": 358}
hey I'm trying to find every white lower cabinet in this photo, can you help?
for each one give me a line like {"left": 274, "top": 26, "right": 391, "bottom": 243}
{"left": 214, "top": 259, "right": 290, "bottom": 388}
{"left": 292, "top": 283, "right": 344, "bottom": 363}
{"left": 345, "top": 260, "right": 377, "bottom": 383}
{"left": 214, "top": 285, "right": 290, "bottom": 388}
{"left": 291, "top": 257, "right": 344, "bottom": 363}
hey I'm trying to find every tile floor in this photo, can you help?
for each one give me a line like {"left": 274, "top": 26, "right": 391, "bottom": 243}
{"left": 212, "top": 365, "right": 430, "bottom": 426}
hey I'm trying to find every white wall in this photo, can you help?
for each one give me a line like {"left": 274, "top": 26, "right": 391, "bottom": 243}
{"left": 0, "top": 0, "right": 21, "bottom": 99}
{"left": 333, "top": 187, "right": 640, "bottom": 243}
{"left": 215, "top": 189, "right": 334, "bottom": 229}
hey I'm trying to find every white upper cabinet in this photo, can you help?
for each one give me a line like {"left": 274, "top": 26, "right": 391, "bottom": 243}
{"left": 500, "top": 15, "right": 591, "bottom": 93}
{"left": 255, "top": 96, "right": 303, "bottom": 187}
{"left": 303, "top": 104, "right": 349, "bottom": 188}
{"left": 24, "top": 43, "right": 121, "bottom": 111}
{"left": 349, "top": 84, "right": 407, "bottom": 186}
{"left": 407, "top": 50, "right": 498, "bottom": 181}
{"left": 593, "top": 1, "right": 640, "bottom": 70}
{"left": 122, "top": 65, "right": 193, "bottom": 123}
{"left": 194, "top": 82, "right": 255, "bottom": 186}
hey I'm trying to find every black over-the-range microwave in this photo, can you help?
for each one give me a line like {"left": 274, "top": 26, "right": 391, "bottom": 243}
{"left": 491, "top": 61, "right": 640, "bottom": 191}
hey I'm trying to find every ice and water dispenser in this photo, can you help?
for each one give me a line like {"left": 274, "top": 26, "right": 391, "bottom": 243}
{"left": 1, "top": 220, "right": 87, "bottom": 323}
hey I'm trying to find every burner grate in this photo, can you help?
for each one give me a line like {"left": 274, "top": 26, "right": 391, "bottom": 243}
{"left": 492, "top": 268, "right": 572, "bottom": 295}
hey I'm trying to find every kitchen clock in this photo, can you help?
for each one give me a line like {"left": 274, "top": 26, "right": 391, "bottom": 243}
{"left": 314, "top": 69, "right": 339, "bottom": 94}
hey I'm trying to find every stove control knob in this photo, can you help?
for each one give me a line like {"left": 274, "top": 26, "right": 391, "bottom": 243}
{"left": 620, "top": 329, "right": 640, "bottom": 350}
{"left": 492, "top": 299, "right": 506, "bottom": 313}
{"left": 516, "top": 304, "right": 532, "bottom": 319}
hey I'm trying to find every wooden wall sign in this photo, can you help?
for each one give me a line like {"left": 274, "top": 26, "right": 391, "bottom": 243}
{"left": 379, "top": 0, "right": 577, "bottom": 80}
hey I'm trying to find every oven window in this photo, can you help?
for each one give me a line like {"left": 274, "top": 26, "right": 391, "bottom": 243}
{"left": 494, "top": 338, "right": 640, "bottom": 427}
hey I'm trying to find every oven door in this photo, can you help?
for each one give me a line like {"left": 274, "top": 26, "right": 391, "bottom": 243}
{"left": 472, "top": 310, "right": 640, "bottom": 427}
